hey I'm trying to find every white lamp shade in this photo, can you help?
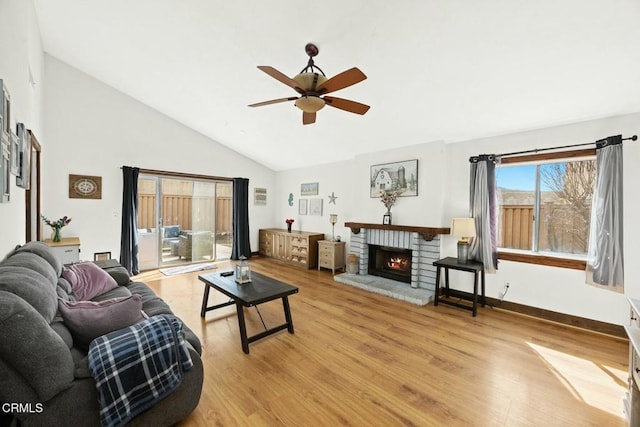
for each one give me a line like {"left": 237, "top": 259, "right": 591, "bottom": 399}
{"left": 450, "top": 218, "right": 476, "bottom": 238}
{"left": 329, "top": 214, "right": 338, "bottom": 225}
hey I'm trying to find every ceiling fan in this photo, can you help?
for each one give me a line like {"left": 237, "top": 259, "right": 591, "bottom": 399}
{"left": 249, "top": 43, "right": 370, "bottom": 125}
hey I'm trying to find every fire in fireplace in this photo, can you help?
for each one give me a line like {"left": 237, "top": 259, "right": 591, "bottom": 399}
{"left": 368, "top": 245, "right": 412, "bottom": 284}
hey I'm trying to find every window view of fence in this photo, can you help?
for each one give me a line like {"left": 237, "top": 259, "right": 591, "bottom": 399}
{"left": 497, "top": 157, "right": 595, "bottom": 256}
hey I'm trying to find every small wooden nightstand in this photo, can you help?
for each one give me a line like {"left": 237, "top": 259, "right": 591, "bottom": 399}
{"left": 44, "top": 237, "right": 81, "bottom": 265}
{"left": 318, "top": 240, "right": 346, "bottom": 274}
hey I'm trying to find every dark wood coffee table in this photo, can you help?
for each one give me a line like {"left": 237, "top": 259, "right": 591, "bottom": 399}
{"left": 198, "top": 270, "right": 298, "bottom": 354}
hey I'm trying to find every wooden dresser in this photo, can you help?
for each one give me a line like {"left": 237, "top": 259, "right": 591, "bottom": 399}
{"left": 258, "top": 229, "right": 324, "bottom": 269}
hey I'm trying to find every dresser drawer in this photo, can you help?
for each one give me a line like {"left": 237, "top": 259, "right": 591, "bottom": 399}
{"left": 319, "top": 258, "right": 333, "bottom": 268}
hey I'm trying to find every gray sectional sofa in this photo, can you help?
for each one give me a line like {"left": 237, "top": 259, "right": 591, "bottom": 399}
{"left": 0, "top": 241, "right": 203, "bottom": 426}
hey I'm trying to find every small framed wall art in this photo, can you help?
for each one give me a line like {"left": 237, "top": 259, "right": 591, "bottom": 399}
{"left": 254, "top": 187, "right": 267, "bottom": 205}
{"left": 309, "top": 198, "right": 323, "bottom": 216}
{"left": 1, "top": 137, "right": 10, "bottom": 202}
{"left": 16, "top": 123, "right": 30, "bottom": 190}
{"left": 298, "top": 198, "right": 308, "bottom": 215}
{"left": 9, "top": 131, "right": 18, "bottom": 175}
{"left": 69, "top": 174, "right": 102, "bottom": 199}
{"left": 301, "top": 182, "right": 319, "bottom": 196}
{"left": 0, "top": 79, "right": 10, "bottom": 145}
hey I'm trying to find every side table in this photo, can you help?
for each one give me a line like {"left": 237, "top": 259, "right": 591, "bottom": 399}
{"left": 44, "top": 237, "right": 81, "bottom": 265}
{"left": 433, "top": 256, "right": 486, "bottom": 316}
{"left": 318, "top": 240, "right": 346, "bottom": 274}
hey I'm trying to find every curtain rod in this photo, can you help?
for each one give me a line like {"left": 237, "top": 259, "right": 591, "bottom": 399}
{"left": 469, "top": 134, "right": 637, "bottom": 162}
{"left": 119, "top": 166, "right": 232, "bottom": 182}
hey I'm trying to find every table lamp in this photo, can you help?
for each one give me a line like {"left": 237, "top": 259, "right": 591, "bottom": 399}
{"left": 450, "top": 218, "right": 476, "bottom": 263}
{"left": 329, "top": 214, "right": 338, "bottom": 241}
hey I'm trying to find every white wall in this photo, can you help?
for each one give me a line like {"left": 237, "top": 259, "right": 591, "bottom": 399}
{"left": 42, "top": 56, "right": 276, "bottom": 260}
{"left": 0, "top": 0, "right": 44, "bottom": 255}
{"left": 275, "top": 141, "right": 448, "bottom": 243}
{"left": 277, "top": 114, "right": 640, "bottom": 326}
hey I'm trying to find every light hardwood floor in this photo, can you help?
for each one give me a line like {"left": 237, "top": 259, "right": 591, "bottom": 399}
{"left": 137, "top": 257, "right": 629, "bottom": 426}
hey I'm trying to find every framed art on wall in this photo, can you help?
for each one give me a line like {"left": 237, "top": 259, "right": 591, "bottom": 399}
{"left": 1, "top": 139, "right": 10, "bottom": 202}
{"left": 370, "top": 159, "right": 418, "bottom": 197}
{"left": 9, "top": 131, "right": 18, "bottom": 175}
{"left": 301, "top": 182, "right": 319, "bottom": 196}
{"left": 254, "top": 187, "right": 267, "bottom": 205}
{"left": 69, "top": 174, "right": 102, "bottom": 199}
{"left": 309, "top": 198, "right": 323, "bottom": 216}
{"left": 298, "top": 198, "right": 308, "bottom": 215}
{"left": 0, "top": 79, "right": 10, "bottom": 145}
{"left": 16, "top": 123, "right": 30, "bottom": 189}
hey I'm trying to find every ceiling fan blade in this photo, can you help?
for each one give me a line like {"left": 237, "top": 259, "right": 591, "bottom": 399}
{"left": 248, "top": 97, "right": 298, "bottom": 107}
{"left": 302, "top": 112, "right": 316, "bottom": 125}
{"left": 317, "top": 67, "right": 367, "bottom": 95}
{"left": 323, "top": 96, "right": 370, "bottom": 115}
{"left": 257, "top": 66, "right": 306, "bottom": 94}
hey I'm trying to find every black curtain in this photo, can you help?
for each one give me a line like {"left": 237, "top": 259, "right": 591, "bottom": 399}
{"left": 120, "top": 166, "right": 140, "bottom": 275}
{"left": 231, "top": 177, "right": 251, "bottom": 260}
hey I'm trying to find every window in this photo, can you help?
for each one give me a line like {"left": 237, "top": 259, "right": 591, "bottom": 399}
{"left": 496, "top": 149, "right": 595, "bottom": 268}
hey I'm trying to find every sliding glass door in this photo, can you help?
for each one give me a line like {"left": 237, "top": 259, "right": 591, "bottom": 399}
{"left": 137, "top": 174, "right": 232, "bottom": 271}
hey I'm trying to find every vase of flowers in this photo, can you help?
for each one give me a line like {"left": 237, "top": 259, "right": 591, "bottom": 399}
{"left": 379, "top": 190, "right": 402, "bottom": 225}
{"left": 42, "top": 215, "right": 72, "bottom": 243}
{"left": 285, "top": 218, "right": 295, "bottom": 233}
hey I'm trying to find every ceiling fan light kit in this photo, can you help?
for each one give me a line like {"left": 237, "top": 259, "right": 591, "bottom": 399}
{"left": 295, "top": 96, "right": 325, "bottom": 113}
{"left": 249, "top": 43, "right": 369, "bottom": 125}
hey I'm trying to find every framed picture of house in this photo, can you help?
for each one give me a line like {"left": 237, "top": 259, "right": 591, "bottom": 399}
{"left": 309, "top": 198, "right": 323, "bottom": 216}
{"left": 16, "top": 123, "right": 31, "bottom": 189}
{"left": 301, "top": 182, "right": 319, "bottom": 196}
{"left": 370, "top": 159, "right": 418, "bottom": 197}
{"left": 298, "top": 198, "right": 308, "bottom": 215}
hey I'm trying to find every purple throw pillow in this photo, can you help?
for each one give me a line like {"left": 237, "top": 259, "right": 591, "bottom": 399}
{"left": 58, "top": 295, "right": 147, "bottom": 346}
{"left": 61, "top": 262, "right": 118, "bottom": 300}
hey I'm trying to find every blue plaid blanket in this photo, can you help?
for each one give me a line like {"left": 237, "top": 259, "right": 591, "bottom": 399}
{"left": 88, "top": 314, "right": 193, "bottom": 427}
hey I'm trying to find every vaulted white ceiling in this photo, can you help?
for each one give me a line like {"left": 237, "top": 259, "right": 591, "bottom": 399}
{"left": 33, "top": 0, "right": 640, "bottom": 171}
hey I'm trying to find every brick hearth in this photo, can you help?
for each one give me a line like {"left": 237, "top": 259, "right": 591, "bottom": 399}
{"left": 334, "top": 223, "right": 448, "bottom": 305}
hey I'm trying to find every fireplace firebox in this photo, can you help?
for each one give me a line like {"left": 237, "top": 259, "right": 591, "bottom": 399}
{"left": 368, "top": 245, "right": 412, "bottom": 284}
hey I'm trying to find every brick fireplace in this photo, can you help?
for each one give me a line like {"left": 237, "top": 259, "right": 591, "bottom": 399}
{"left": 335, "top": 222, "right": 450, "bottom": 305}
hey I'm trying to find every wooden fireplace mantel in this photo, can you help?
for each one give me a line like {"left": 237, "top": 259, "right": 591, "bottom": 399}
{"left": 344, "top": 222, "right": 450, "bottom": 241}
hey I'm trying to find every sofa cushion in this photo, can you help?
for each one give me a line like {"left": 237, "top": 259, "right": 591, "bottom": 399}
{"left": 62, "top": 262, "right": 119, "bottom": 301}
{"left": 0, "top": 265, "right": 58, "bottom": 322}
{"left": 58, "top": 295, "right": 147, "bottom": 346}
{"left": 92, "top": 285, "right": 132, "bottom": 302}
{"left": 1, "top": 251, "right": 58, "bottom": 284}
{"left": 103, "top": 265, "right": 131, "bottom": 286}
{"left": 164, "top": 225, "right": 181, "bottom": 238}
{"left": 127, "top": 281, "right": 173, "bottom": 316}
{"left": 0, "top": 290, "right": 74, "bottom": 401}
{"left": 13, "top": 241, "right": 63, "bottom": 277}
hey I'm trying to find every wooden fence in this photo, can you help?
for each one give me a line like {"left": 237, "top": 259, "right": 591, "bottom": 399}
{"left": 500, "top": 205, "right": 589, "bottom": 254}
{"left": 137, "top": 195, "right": 232, "bottom": 235}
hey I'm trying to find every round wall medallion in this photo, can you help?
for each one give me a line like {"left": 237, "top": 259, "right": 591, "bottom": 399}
{"left": 74, "top": 178, "right": 98, "bottom": 196}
